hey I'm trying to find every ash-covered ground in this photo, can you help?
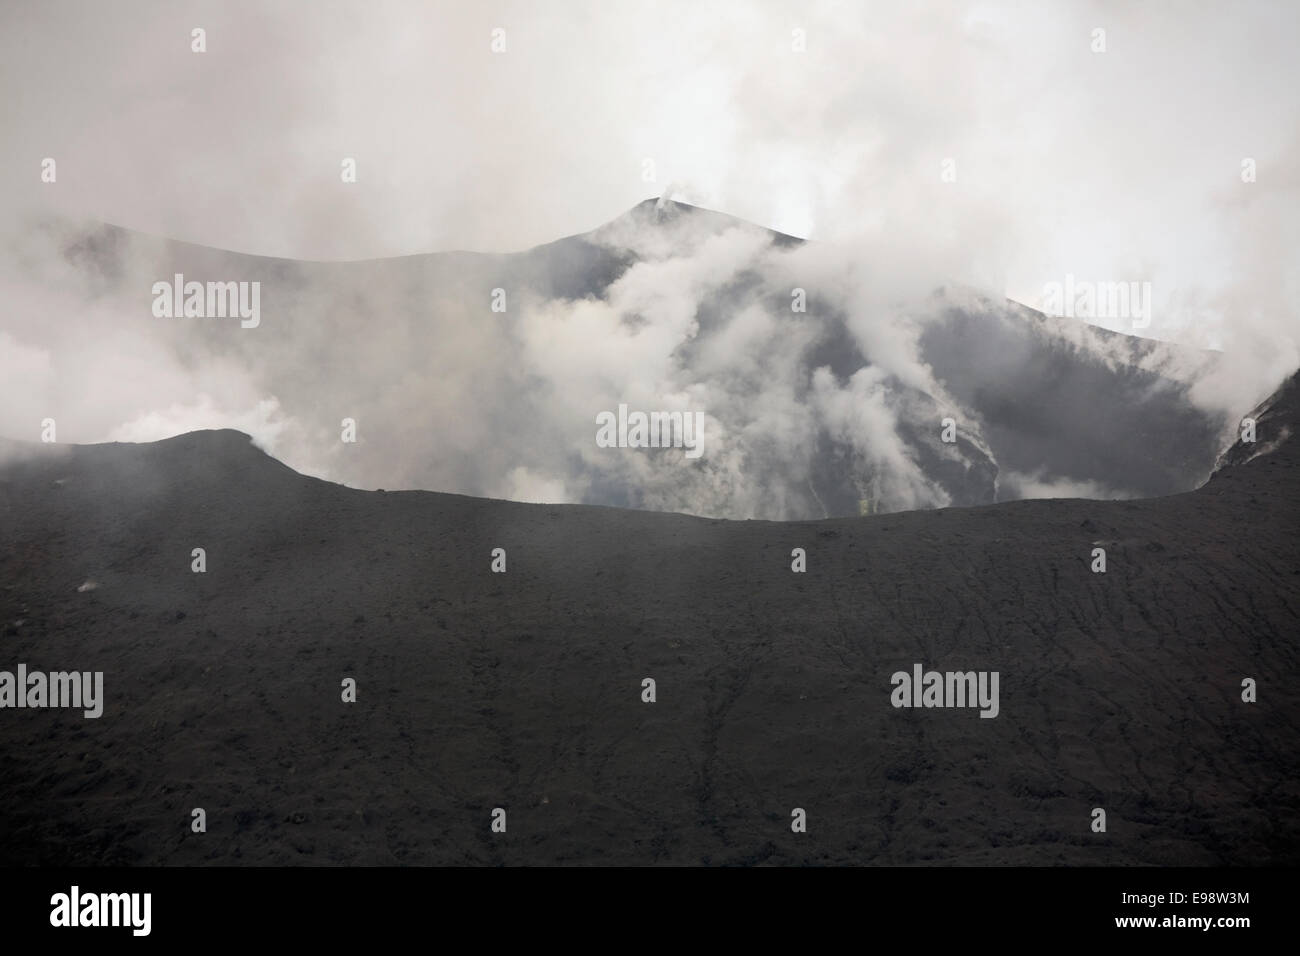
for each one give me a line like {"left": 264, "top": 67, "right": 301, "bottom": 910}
{"left": 0, "top": 377, "right": 1295, "bottom": 866}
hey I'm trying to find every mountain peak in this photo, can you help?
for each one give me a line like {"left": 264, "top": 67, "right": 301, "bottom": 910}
{"left": 1215, "top": 372, "right": 1298, "bottom": 470}
{"left": 589, "top": 197, "right": 804, "bottom": 250}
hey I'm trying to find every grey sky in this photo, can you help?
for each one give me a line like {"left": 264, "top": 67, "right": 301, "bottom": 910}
{"left": 0, "top": 0, "right": 1296, "bottom": 512}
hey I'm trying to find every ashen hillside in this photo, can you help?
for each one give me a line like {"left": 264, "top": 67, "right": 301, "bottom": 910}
{"left": 0, "top": 376, "right": 1296, "bottom": 865}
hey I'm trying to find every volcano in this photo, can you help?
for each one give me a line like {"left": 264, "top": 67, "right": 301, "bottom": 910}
{"left": 10, "top": 200, "right": 1233, "bottom": 520}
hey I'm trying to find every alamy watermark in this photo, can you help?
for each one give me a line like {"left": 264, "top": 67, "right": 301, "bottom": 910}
{"left": 50, "top": 886, "right": 150, "bottom": 936}
{"left": 890, "top": 663, "right": 1000, "bottom": 718}
{"left": 0, "top": 664, "right": 103, "bottom": 718}
{"left": 1041, "top": 274, "right": 1151, "bottom": 329}
{"left": 596, "top": 403, "right": 704, "bottom": 459}
{"left": 152, "top": 273, "right": 260, "bottom": 328}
